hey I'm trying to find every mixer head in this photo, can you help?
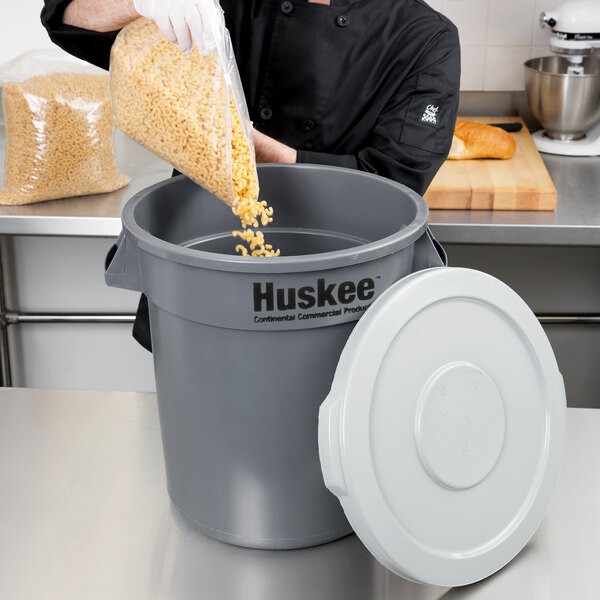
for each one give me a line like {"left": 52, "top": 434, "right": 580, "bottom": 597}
{"left": 541, "top": 0, "right": 600, "bottom": 73}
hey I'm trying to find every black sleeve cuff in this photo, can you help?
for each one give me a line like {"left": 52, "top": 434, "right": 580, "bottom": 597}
{"left": 41, "top": 0, "right": 73, "bottom": 30}
{"left": 41, "top": 1, "right": 119, "bottom": 70}
{"left": 296, "top": 149, "right": 358, "bottom": 170}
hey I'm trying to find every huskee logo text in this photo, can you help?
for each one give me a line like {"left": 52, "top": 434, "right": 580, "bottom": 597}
{"left": 253, "top": 278, "right": 376, "bottom": 322}
{"left": 421, "top": 104, "right": 439, "bottom": 125}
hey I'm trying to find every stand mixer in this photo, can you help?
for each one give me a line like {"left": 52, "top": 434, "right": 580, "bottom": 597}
{"left": 525, "top": 0, "right": 600, "bottom": 156}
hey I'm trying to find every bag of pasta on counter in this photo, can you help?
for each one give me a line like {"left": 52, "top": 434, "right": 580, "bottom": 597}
{"left": 0, "top": 50, "right": 129, "bottom": 206}
{"left": 110, "top": 10, "right": 265, "bottom": 233}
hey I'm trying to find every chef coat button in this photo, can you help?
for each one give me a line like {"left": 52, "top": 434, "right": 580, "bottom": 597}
{"left": 281, "top": 1, "right": 294, "bottom": 15}
{"left": 302, "top": 119, "right": 315, "bottom": 132}
{"left": 260, "top": 107, "right": 273, "bottom": 120}
{"left": 336, "top": 15, "right": 350, "bottom": 27}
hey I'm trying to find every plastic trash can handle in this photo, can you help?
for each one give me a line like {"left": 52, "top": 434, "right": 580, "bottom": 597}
{"left": 105, "top": 230, "right": 142, "bottom": 292}
{"left": 412, "top": 228, "right": 447, "bottom": 271}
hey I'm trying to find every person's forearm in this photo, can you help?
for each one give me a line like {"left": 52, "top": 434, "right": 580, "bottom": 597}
{"left": 253, "top": 129, "right": 297, "bottom": 164}
{"left": 63, "top": 0, "right": 138, "bottom": 33}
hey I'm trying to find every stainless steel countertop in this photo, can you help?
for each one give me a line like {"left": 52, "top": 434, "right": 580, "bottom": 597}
{"left": 0, "top": 127, "right": 173, "bottom": 237}
{"left": 0, "top": 125, "right": 599, "bottom": 245}
{"left": 0, "top": 387, "right": 598, "bottom": 599}
{"left": 429, "top": 153, "right": 600, "bottom": 246}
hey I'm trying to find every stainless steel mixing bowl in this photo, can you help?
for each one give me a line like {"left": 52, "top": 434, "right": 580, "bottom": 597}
{"left": 525, "top": 56, "right": 600, "bottom": 140}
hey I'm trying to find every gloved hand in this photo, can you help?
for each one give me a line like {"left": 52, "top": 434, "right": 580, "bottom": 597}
{"left": 133, "top": 0, "right": 225, "bottom": 55}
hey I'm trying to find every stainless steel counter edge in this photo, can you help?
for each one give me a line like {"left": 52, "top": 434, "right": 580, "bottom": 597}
{"left": 2, "top": 215, "right": 599, "bottom": 247}
{"left": 0, "top": 215, "right": 124, "bottom": 237}
{"left": 429, "top": 222, "right": 600, "bottom": 246}
{"left": 2, "top": 217, "right": 598, "bottom": 246}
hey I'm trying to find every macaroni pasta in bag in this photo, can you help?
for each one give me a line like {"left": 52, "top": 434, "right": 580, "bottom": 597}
{"left": 0, "top": 51, "right": 129, "bottom": 206}
{"left": 110, "top": 16, "right": 278, "bottom": 257}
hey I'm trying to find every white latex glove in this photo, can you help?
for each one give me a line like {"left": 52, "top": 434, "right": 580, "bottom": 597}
{"left": 133, "top": 0, "right": 224, "bottom": 55}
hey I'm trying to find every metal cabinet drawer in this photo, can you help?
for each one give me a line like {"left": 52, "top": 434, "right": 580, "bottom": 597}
{"left": 445, "top": 244, "right": 600, "bottom": 314}
{"left": 543, "top": 324, "right": 600, "bottom": 408}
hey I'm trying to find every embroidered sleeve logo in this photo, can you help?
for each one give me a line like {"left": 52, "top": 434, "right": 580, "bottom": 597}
{"left": 421, "top": 104, "right": 440, "bottom": 125}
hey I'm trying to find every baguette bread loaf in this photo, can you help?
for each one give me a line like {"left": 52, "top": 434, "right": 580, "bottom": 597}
{"left": 448, "top": 120, "right": 517, "bottom": 160}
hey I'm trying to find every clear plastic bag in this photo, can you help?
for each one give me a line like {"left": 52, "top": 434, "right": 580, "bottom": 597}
{"left": 110, "top": 16, "right": 259, "bottom": 210}
{"left": 0, "top": 50, "right": 129, "bottom": 206}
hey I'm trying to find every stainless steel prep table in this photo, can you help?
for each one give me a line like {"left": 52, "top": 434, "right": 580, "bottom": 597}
{"left": 0, "top": 126, "right": 598, "bottom": 245}
{"left": 429, "top": 154, "right": 600, "bottom": 246}
{"left": 0, "top": 387, "right": 598, "bottom": 599}
{"left": 0, "top": 125, "right": 599, "bottom": 404}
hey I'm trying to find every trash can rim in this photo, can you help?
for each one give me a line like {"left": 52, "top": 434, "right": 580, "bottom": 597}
{"left": 121, "top": 164, "right": 429, "bottom": 274}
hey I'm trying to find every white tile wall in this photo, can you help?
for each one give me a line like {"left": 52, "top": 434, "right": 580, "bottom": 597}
{"left": 484, "top": 46, "right": 533, "bottom": 91}
{"left": 0, "top": 1, "right": 55, "bottom": 64}
{"left": 434, "top": 0, "right": 562, "bottom": 91}
{"left": 459, "top": 46, "right": 487, "bottom": 90}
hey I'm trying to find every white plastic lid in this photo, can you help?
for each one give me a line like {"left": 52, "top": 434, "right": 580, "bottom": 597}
{"left": 318, "top": 267, "right": 565, "bottom": 587}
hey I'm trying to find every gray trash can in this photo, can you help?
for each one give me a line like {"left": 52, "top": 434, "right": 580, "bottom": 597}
{"left": 107, "top": 163, "right": 566, "bottom": 586}
{"left": 106, "top": 164, "right": 445, "bottom": 550}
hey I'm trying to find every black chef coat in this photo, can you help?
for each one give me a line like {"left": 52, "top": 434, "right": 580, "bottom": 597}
{"left": 41, "top": 0, "right": 460, "bottom": 351}
{"left": 42, "top": 0, "right": 460, "bottom": 193}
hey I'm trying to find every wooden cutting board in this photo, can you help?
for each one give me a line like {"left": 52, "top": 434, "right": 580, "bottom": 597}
{"left": 424, "top": 117, "right": 557, "bottom": 211}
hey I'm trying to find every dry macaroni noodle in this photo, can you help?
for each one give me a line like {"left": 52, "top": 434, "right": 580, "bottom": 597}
{"left": 0, "top": 72, "right": 128, "bottom": 205}
{"left": 111, "top": 18, "right": 279, "bottom": 257}
{"left": 233, "top": 229, "right": 279, "bottom": 257}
